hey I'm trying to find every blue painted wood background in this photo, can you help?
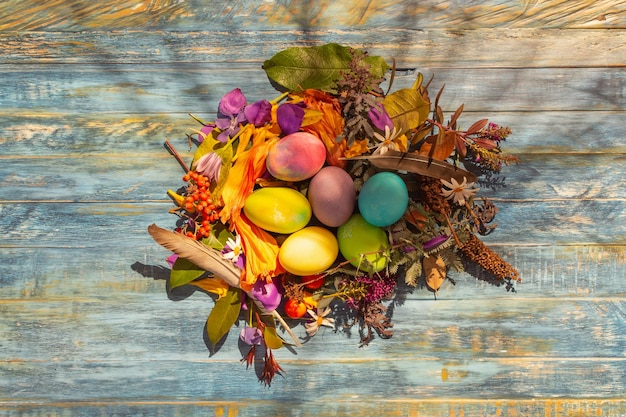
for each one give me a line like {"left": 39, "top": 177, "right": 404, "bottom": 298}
{"left": 1, "top": 1, "right": 625, "bottom": 415}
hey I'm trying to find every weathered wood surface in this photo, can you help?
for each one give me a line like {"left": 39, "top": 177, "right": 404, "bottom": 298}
{"left": 1, "top": 0, "right": 625, "bottom": 415}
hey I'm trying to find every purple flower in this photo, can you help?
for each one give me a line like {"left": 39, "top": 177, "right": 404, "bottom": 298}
{"left": 245, "top": 99, "right": 272, "bottom": 127}
{"left": 240, "top": 326, "right": 263, "bottom": 346}
{"left": 276, "top": 103, "right": 304, "bottom": 135}
{"left": 166, "top": 253, "right": 178, "bottom": 267}
{"left": 218, "top": 88, "right": 247, "bottom": 117}
{"left": 368, "top": 103, "right": 394, "bottom": 131}
{"left": 194, "top": 152, "right": 222, "bottom": 182}
{"left": 196, "top": 124, "right": 215, "bottom": 143}
{"left": 215, "top": 88, "right": 248, "bottom": 142}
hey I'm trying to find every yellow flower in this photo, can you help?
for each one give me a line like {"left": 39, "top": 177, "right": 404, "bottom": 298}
{"left": 343, "top": 139, "right": 369, "bottom": 158}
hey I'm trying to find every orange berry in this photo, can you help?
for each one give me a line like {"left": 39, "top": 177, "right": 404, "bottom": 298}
{"left": 284, "top": 299, "right": 307, "bottom": 319}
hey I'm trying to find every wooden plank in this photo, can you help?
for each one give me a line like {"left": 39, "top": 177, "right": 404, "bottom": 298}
{"left": 2, "top": 343, "right": 626, "bottom": 400}
{"left": 1, "top": 29, "right": 625, "bottom": 67}
{"left": 0, "top": 63, "right": 626, "bottom": 115}
{"left": 0, "top": 198, "right": 623, "bottom": 247}
{"left": 0, "top": 243, "right": 624, "bottom": 299}
{"left": 1, "top": 400, "right": 626, "bottom": 417}
{"left": 1, "top": 296, "right": 625, "bottom": 396}
{"left": 2, "top": 111, "right": 625, "bottom": 156}
{"left": 1, "top": 65, "right": 623, "bottom": 113}
{"left": 0, "top": 153, "right": 625, "bottom": 201}
{"left": 0, "top": 0, "right": 622, "bottom": 31}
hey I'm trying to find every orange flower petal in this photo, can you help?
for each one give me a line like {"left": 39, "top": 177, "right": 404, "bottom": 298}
{"left": 234, "top": 214, "right": 284, "bottom": 287}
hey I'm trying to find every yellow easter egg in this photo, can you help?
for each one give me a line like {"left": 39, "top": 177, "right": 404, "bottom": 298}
{"left": 243, "top": 187, "right": 312, "bottom": 234}
{"left": 279, "top": 226, "right": 338, "bottom": 276}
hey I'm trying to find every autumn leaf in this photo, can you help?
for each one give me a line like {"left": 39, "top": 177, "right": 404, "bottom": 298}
{"left": 382, "top": 88, "right": 430, "bottom": 134}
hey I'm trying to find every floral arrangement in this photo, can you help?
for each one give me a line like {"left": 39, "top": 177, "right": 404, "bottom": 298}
{"left": 148, "top": 43, "right": 520, "bottom": 386}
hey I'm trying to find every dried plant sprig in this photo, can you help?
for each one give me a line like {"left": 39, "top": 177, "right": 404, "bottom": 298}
{"left": 459, "top": 233, "right": 521, "bottom": 282}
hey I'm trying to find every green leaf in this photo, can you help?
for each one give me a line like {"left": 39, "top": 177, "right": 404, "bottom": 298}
{"left": 263, "top": 326, "right": 284, "bottom": 350}
{"left": 382, "top": 88, "right": 430, "bottom": 134}
{"left": 200, "top": 222, "right": 233, "bottom": 251}
{"left": 170, "top": 257, "right": 205, "bottom": 289}
{"left": 263, "top": 43, "right": 389, "bottom": 92}
{"left": 206, "top": 287, "right": 242, "bottom": 346}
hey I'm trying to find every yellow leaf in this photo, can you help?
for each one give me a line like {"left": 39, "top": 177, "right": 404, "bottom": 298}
{"left": 190, "top": 277, "right": 230, "bottom": 299}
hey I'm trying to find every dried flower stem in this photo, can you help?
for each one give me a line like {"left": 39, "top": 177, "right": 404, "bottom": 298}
{"left": 164, "top": 140, "right": 189, "bottom": 173}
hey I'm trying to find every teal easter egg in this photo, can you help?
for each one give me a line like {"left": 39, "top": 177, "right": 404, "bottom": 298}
{"left": 266, "top": 132, "right": 326, "bottom": 182}
{"left": 337, "top": 214, "right": 389, "bottom": 273}
{"left": 243, "top": 187, "right": 311, "bottom": 234}
{"left": 307, "top": 166, "right": 356, "bottom": 227}
{"left": 358, "top": 172, "right": 409, "bottom": 227}
{"left": 279, "top": 226, "right": 338, "bottom": 275}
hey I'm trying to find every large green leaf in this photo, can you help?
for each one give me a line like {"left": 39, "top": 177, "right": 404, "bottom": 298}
{"left": 206, "top": 287, "right": 242, "bottom": 346}
{"left": 382, "top": 88, "right": 430, "bottom": 134}
{"left": 263, "top": 43, "right": 389, "bottom": 92}
{"left": 170, "top": 257, "right": 205, "bottom": 289}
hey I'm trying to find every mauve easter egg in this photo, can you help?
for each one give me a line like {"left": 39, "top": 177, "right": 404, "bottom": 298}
{"left": 358, "top": 172, "right": 409, "bottom": 227}
{"left": 266, "top": 132, "right": 326, "bottom": 182}
{"left": 307, "top": 166, "right": 356, "bottom": 227}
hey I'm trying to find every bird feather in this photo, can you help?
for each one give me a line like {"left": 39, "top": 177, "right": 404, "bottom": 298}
{"left": 345, "top": 151, "right": 477, "bottom": 183}
{"left": 147, "top": 224, "right": 241, "bottom": 287}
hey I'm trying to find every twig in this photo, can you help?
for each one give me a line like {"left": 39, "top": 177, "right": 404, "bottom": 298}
{"left": 164, "top": 140, "right": 189, "bottom": 173}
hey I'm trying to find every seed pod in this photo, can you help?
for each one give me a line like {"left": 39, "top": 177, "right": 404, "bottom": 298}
{"left": 423, "top": 254, "right": 447, "bottom": 293}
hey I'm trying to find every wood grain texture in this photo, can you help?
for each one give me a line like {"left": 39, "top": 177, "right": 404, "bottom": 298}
{"left": 1, "top": 0, "right": 625, "bottom": 414}
{"left": 1, "top": 65, "right": 624, "bottom": 113}
{"left": 1, "top": 29, "right": 625, "bottom": 67}
{"left": 0, "top": 0, "right": 622, "bottom": 31}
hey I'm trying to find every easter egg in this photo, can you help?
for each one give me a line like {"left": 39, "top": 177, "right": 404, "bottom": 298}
{"left": 278, "top": 226, "right": 338, "bottom": 276}
{"left": 337, "top": 214, "right": 389, "bottom": 273}
{"left": 307, "top": 166, "right": 356, "bottom": 227}
{"left": 358, "top": 172, "right": 409, "bottom": 227}
{"left": 266, "top": 132, "right": 326, "bottom": 182}
{"left": 243, "top": 187, "right": 311, "bottom": 234}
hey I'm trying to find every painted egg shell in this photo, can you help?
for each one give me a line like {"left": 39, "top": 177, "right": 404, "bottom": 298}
{"left": 358, "top": 172, "right": 409, "bottom": 227}
{"left": 337, "top": 214, "right": 389, "bottom": 273}
{"left": 243, "top": 187, "right": 311, "bottom": 234}
{"left": 266, "top": 132, "right": 326, "bottom": 182}
{"left": 278, "top": 226, "right": 338, "bottom": 276}
{"left": 307, "top": 166, "right": 356, "bottom": 227}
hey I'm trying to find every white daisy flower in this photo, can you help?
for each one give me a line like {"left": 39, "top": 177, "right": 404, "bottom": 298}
{"left": 440, "top": 177, "right": 478, "bottom": 206}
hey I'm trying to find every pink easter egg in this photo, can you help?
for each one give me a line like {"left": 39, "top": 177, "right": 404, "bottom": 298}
{"left": 266, "top": 132, "right": 326, "bottom": 182}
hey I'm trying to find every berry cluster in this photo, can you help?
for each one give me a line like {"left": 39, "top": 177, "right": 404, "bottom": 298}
{"left": 179, "top": 171, "right": 221, "bottom": 239}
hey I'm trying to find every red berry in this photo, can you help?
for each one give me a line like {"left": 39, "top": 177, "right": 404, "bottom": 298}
{"left": 284, "top": 299, "right": 307, "bottom": 319}
{"left": 302, "top": 274, "right": 325, "bottom": 290}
